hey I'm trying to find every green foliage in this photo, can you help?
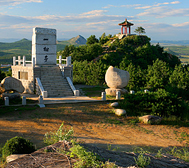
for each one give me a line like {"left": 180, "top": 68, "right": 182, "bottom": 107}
{"left": 70, "top": 144, "right": 101, "bottom": 168}
{"left": 146, "top": 59, "right": 171, "bottom": 89}
{"left": 86, "top": 35, "right": 99, "bottom": 45}
{"left": 5, "top": 68, "right": 12, "bottom": 77}
{"left": 169, "top": 64, "right": 189, "bottom": 90}
{"left": 73, "top": 60, "right": 108, "bottom": 85}
{"left": 44, "top": 122, "right": 74, "bottom": 145}
{"left": 133, "top": 148, "right": 151, "bottom": 168}
{"left": 120, "top": 62, "right": 146, "bottom": 91}
{"left": 2, "top": 136, "right": 35, "bottom": 159}
{"left": 99, "top": 33, "right": 110, "bottom": 45}
{"left": 119, "top": 89, "right": 188, "bottom": 117}
{"left": 155, "top": 149, "right": 163, "bottom": 158}
{"left": 134, "top": 154, "right": 151, "bottom": 168}
{"left": 0, "top": 69, "right": 6, "bottom": 81}
{"left": 57, "top": 45, "right": 76, "bottom": 58}
{"left": 168, "top": 147, "right": 189, "bottom": 162}
{"left": 68, "top": 43, "right": 103, "bottom": 62}
{"left": 134, "top": 27, "right": 146, "bottom": 35}
{"left": 58, "top": 34, "right": 181, "bottom": 89}
{"left": 70, "top": 143, "right": 117, "bottom": 168}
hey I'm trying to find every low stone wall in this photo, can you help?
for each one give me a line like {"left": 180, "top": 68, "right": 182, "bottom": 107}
{"left": 12, "top": 66, "right": 34, "bottom": 94}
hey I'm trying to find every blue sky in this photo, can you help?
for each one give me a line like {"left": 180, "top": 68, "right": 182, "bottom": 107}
{"left": 0, "top": 0, "right": 189, "bottom": 41}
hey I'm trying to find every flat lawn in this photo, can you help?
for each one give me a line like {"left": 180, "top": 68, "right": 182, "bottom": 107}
{"left": 0, "top": 102, "right": 189, "bottom": 154}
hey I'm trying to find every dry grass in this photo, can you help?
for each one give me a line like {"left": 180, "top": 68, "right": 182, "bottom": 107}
{"left": 0, "top": 102, "right": 189, "bottom": 152}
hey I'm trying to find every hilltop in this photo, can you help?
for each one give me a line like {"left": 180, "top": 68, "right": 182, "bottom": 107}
{"left": 67, "top": 35, "right": 86, "bottom": 45}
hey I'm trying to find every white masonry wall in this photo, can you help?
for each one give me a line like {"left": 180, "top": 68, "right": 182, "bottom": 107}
{"left": 32, "top": 27, "right": 57, "bottom": 65}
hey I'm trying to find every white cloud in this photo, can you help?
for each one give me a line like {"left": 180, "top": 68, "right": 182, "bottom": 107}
{"left": 136, "top": 1, "right": 182, "bottom": 17}
{"left": 172, "top": 22, "right": 189, "bottom": 27}
{"left": 0, "top": 0, "right": 42, "bottom": 6}
{"left": 138, "top": 6, "right": 189, "bottom": 18}
{"left": 80, "top": 10, "right": 107, "bottom": 16}
{"left": 135, "top": 6, "right": 151, "bottom": 9}
{"left": 103, "top": 4, "right": 141, "bottom": 9}
{"left": 171, "top": 1, "right": 180, "bottom": 4}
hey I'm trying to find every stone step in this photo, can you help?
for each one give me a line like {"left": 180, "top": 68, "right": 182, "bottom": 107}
{"left": 41, "top": 79, "right": 67, "bottom": 82}
{"left": 48, "top": 92, "right": 73, "bottom": 94}
{"left": 43, "top": 85, "right": 69, "bottom": 87}
{"left": 44, "top": 89, "right": 72, "bottom": 92}
{"left": 39, "top": 66, "right": 74, "bottom": 97}
{"left": 42, "top": 80, "right": 67, "bottom": 82}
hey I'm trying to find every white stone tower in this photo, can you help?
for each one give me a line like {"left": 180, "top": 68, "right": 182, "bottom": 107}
{"left": 32, "top": 27, "right": 57, "bottom": 65}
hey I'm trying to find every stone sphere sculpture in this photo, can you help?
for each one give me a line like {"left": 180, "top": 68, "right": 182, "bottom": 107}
{"left": 105, "top": 66, "right": 130, "bottom": 96}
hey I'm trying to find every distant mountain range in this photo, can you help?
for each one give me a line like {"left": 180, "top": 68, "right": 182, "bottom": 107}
{"left": 0, "top": 35, "right": 86, "bottom": 64}
{"left": 151, "top": 40, "right": 189, "bottom": 46}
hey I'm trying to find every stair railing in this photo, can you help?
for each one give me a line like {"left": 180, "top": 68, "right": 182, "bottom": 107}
{"left": 66, "top": 77, "right": 79, "bottom": 96}
{"left": 36, "top": 78, "right": 48, "bottom": 98}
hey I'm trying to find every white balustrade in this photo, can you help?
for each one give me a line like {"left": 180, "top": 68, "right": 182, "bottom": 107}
{"left": 12, "top": 56, "right": 34, "bottom": 67}
{"left": 57, "top": 56, "right": 72, "bottom": 66}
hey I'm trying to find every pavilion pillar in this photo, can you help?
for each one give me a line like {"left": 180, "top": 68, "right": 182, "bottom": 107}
{"left": 121, "top": 27, "right": 123, "bottom": 34}
{"left": 125, "top": 26, "right": 127, "bottom": 35}
{"left": 129, "top": 26, "right": 131, "bottom": 34}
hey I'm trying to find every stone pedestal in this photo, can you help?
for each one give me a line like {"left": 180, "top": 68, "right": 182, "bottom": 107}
{"left": 105, "top": 88, "right": 128, "bottom": 96}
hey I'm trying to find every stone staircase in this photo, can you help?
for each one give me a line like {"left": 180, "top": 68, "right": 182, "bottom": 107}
{"left": 40, "top": 65, "right": 73, "bottom": 97}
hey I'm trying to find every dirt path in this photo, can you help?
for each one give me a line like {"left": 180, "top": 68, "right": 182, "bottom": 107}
{"left": 0, "top": 102, "right": 189, "bottom": 153}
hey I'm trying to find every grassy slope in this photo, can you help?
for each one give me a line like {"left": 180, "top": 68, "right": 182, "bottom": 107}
{"left": 164, "top": 45, "right": 189, "bottom": 64}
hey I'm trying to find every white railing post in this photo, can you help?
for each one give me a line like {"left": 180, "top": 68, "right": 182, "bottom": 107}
{"left": 4, "top": 97, "right": 9, "bottom": 106}
{"left": 32, "top": 57, "right": 35, "bottom": 68}
{"left": 66, "top": 57, "right": 69, "bottom": 66}
{"left": 18, "top": 56, "right": 21, "bottom": 65}
{"left": 13, "top": 57, "right": 15, "bottom": 66}
{"left": 38, "top": 95, "right": 45, "bottom": 108}
{"left": 23, "top": 56, "right": 26, "bottom": 66}
{"left": 42, "top": 91, "right": 48, "bottom": 98}
{"left": 68, "top": 56, "right": 71, "bottom": 65}
{"left": 22, "top": 96, "right": 26, "bottom": 105}
{"left": 74, "top": 90, "right": 80, "bottom": 96}
{"left": 102, "top": 92, "right": 106, "bottom": 101}
{"left": 116, "top": 91, "right": 121, "bottom": 100}
{"left": 59, "top": 55, "right": 62, "bottom": 64}
{"left": 130, "top": 90, "right": 135, "bottom": 94}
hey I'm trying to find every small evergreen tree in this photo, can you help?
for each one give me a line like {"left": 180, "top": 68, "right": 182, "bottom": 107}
{"left": 134, "top": 27, "right": 146, "bottom": 35}
{"left": 146, "top": 59, "right": 171, "bottom": 89}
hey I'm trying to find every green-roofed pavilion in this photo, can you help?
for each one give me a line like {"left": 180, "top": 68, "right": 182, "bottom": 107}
{"left": 118, "top": 19, "right": 134, "bottom": 35}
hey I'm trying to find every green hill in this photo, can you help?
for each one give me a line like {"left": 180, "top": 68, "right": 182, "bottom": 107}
{"left": 164, "top": 48, "right": 180, "bottom": 56}
{"left": 0, "top": 38, "right": 31, "bottom": 64}
{"left": 0, "top": 36, "right": 86, "bottom": 64}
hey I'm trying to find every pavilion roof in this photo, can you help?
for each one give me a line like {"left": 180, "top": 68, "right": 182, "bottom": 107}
{"left": 118, "top": 19, "right": 134, "bottom": 26}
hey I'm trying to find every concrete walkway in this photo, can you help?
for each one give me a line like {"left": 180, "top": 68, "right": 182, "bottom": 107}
{"left": 21, "top": 94, "right": 102, "bottom": 105}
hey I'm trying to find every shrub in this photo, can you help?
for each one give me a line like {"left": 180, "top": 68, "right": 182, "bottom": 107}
{"left": 2, "top": 136, "right": 35, "bottom": 159}
{"left": 70, "top": 144, "right": 101, "bottom": 168}
{"left": 134, "top": 153, "right": 151, "bottom": 168}
{"left": 119, "top": 89, "right": 189, "bottom": 118}
{"left": 133, "top": 147, "right": 151, "bottom": 168}
{"left": 69, "top": 143, "right": 118, "bottom": 168}
{"left": 44, "top": 122, "right": 74, "bottom": 145}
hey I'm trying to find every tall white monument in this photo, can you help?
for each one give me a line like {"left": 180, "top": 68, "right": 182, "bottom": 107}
{"left": 32, "top": 27, "right": 57, "bottom": 65}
